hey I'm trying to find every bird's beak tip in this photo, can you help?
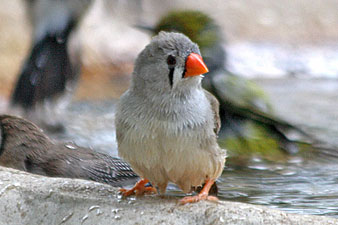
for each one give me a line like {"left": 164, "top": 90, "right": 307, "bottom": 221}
{"left": 184, "top": 53, "right": 209, "bottom": 77}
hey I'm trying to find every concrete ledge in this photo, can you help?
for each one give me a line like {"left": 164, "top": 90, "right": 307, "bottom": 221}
{"left": 0, "top": 166, "right": 336, "bottom": 225}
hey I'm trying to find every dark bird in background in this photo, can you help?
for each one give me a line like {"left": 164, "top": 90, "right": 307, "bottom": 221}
{"left": 0, "top": 115, "right": 138, "bottom": 187}
{"left": 10, "top": 0, "right": 92, "bottom": 132}
{"left": 146, "top": 10, "right": 315, "bottom": 156}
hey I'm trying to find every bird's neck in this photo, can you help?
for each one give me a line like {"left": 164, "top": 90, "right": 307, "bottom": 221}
{"left": 130, "top": 83, "right": 204, "bottom": 115}
{"left": 131, "top": 74, "right": 202, "bottom": 98}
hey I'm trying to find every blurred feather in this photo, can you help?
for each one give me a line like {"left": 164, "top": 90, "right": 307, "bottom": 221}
{"left": 10, "top": 0, "right": 92, "bottom": 132}
{"left": 12, "top": 18, "right": 76, "bottom": 110}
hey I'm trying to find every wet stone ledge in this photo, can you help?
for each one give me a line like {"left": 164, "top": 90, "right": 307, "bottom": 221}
{"left": 0, "top": 166, "right": 337, "bottom": 225}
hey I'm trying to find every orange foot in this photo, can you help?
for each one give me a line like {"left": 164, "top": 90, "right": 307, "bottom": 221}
{"left": 119, "top": 179, "right": 157, "bottom": 197}
{"left": 179, "top": 179, "right": 218, "bottom": 205}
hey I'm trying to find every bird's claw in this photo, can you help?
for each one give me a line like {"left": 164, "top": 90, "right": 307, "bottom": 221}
{"left": 119, "top": 186, "right": 157, "bottom": 197}
{"left": 119, "top": 179, "right": 157, "bottom": 197}
{"left": 179, "top": 179, "right": 218, "bottom": 205}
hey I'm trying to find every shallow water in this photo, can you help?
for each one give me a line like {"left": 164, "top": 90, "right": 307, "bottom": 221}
{"left": 219, "top": 157, "right": 338, "bottom": 217}
{"left": 45, "top": 78, "right": 338, "bottom": 217}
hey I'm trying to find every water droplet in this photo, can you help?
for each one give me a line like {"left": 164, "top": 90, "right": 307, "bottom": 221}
{"left": 45, "top": 189, "right": 54, "bottom": 198}
{"left": 60, "top": 212, "right": 73, "bottom": 224}
{"left": 129, "top": 196, "right": 136, "bottom": 201}
{"left": 114, "top": 215, "right": 121, "bottom": 220}
{"left": 65, "top": 144, "right": 77, "bottom": 150}
{"left": 111, "top": 208, "right": 121, "bottom": 214}
{"left": 88, "top": 205, "right": 100, "bottom": 212}
{"left": 80, "top": 214, "right": 88, "bottom": 224}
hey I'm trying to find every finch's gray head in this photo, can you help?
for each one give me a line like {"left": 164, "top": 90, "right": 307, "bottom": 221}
{"left": 131, "top": 32, "right": 209, "bottom": 93}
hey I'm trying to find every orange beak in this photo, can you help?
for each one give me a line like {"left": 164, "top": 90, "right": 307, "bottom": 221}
{"left": 184, "top": 53, "right": 209, "bottom": 77}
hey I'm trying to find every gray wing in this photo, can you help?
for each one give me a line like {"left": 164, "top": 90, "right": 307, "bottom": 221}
{"left": 81, "top": 152, "right": 139, "bottom": 186}
{"left": 204, "top": 90, "right": 221, "bottom": 135}
{"left": 40, "top": 145, "right": 139, "bottom": 187}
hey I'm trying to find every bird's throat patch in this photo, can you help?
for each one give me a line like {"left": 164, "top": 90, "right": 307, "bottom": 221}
{"left": 168, "top": 68, "right": 174, "bottom": 87}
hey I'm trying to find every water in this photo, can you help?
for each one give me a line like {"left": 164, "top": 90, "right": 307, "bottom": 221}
{"left": 218, "top": 157, "right": 338, "bottom": 217}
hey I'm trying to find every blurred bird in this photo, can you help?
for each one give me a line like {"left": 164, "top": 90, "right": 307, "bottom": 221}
{"left": 116, "top": 32, "right": 226, "bottom": 204}
{"left": 144, "top": 10, "right": 313, "bottom": 155}
{"left": 10, "top": 0, "right": 92, "bottom": 132}
{"left": 0, "top": 115, "right": 138, "bottom": 187}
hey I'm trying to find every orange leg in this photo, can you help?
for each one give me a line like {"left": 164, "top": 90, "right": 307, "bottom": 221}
{"left": 119, "top": 179, "right": 157, "bottom": 197}
{"left": 179, "top": 179, "right": 218, "bottom": 205}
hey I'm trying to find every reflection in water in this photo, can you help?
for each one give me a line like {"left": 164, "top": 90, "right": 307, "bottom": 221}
{"left": 46, "top": 97, "right": 338, "bottom": 218}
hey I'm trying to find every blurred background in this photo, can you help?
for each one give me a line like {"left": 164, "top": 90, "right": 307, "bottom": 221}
{"left": 1, "top": 0, "right": 338, "bottom": 217}
{"left": 2, "top": 0, "right": 338, "bottom": 94}
{"left": 1, "top": 0, "right": 338, "bottom": 141}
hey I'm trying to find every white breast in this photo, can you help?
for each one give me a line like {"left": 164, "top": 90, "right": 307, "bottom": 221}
{"left": 115, "top": 88, "right": 226, "bottom": 193}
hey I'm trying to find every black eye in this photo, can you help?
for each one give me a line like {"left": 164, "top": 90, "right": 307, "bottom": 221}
{"left": 167, "top": 55, "right": 176, "bottom": 67}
